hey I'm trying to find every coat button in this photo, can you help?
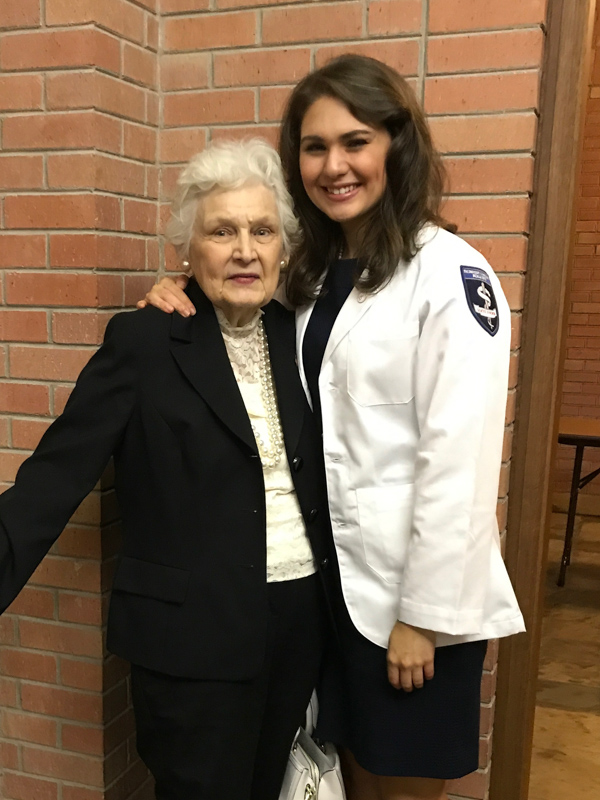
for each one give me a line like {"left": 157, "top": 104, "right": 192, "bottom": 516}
{"left": 292, "top": 456, "right": 303, "bottom": 471}
{"left": 320, "top": 558, "right": 329, "bottom": 569}
{"left": 308, "top": 508, "right": 318, "bottom": 523}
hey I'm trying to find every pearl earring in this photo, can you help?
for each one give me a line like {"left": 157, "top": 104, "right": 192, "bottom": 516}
{"left": 183, "top": 260, "right": 189, "bottom": 268}
{"left": 280, "top": 260, "right": 286, "bottom": 267}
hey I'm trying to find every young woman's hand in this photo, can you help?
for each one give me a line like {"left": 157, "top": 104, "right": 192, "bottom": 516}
{"left": 386, "top": 621, "right": 436, "bottom": 692}
{"left": 137, "top": 274, "right": 195, "bottom": 316}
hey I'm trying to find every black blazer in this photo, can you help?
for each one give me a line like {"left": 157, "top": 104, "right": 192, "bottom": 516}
{"left": 0, "top": 282, "right": 333, "bottom": 680}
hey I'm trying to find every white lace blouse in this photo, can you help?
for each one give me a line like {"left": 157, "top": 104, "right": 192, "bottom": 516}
{"left": 216, "top": 308, "right": 316, "bottom": 583}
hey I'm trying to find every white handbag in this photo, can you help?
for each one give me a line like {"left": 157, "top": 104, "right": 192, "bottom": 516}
{"left": 279, "top": 726, "right": 346, "bottom": 800}
{"left": 279, "top": 693, "right": 346, "bottom": 800}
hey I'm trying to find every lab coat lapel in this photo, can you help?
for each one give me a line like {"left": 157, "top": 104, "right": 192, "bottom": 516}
{"left": 169, "top": 282, "right": 259, "bottom": 455}
{"left": 321, "top": 286, "right": 378, "bottom": 366}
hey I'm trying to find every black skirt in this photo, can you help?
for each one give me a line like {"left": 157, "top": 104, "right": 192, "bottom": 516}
{"left": 315, "top": 593, "right": 487, "bottom": 780}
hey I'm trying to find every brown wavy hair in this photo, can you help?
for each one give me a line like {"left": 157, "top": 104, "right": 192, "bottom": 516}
{"left": 279, "top": 55, "right": 452, "bottom": 307}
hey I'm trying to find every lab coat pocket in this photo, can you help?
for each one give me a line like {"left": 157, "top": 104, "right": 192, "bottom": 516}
{"left": 347, "top": 324, "right": 418, "bottom": 407}
{"left": 356, "top": 484, "right": 414, "bottom": 584}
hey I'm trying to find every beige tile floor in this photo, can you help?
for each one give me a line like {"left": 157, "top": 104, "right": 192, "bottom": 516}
{"left": 528, "top": 513, "right": 600, "bottom": 800}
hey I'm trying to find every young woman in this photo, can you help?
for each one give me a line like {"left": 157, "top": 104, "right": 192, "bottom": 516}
{"left": 141, "top": 56, "right": 525, "bottom": 800}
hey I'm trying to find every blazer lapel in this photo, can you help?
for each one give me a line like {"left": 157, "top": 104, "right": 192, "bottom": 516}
{"left": 263, "top": 303, "right": 303, "bottom": 459}
{"left": 170, "top": 283, "right": 258, "bottom": 455}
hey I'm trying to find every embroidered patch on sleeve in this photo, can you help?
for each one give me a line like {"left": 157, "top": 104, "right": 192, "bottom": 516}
{"left": 460, "top": 266, "right": 499, "bottom": 337}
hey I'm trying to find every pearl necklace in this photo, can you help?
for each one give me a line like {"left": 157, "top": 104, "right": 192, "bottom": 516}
{"left": 252, "top": 319, "right": 285, "bottom": 468}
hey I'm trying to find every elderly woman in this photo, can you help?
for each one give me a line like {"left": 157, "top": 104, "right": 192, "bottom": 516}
{"left": 0, "top": 140, "right": 332, "bottom": 800}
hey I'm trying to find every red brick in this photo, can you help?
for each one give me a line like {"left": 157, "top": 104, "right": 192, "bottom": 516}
{"left": 163, "top": 89, "right": 255, "bottom": 127}
{"left": 368, "top": 0, "right": 422, "bottom": 35}
{"left": 2, "top": 711, "right": 57, "bottom": 746}
{"left": 499, "top": 275, "right": 526, "bottom": 310}
{"left": 161, "top": 53, "right": 209, "bottom": 90}
{"left": 3, "top": 111, "right": 121, "bottom": 155}
{"left": 0, "top": 155, "right": 45, "bottom": 190}
{"left": 260, "top": 87, "right": 293, "bottom": 123}
{"left": 0, "top": 29, "right": 117, "bottom": 72}
{"left": 429, "top": 0, "right": 547, "bottom": 32}
{"left": 0, "top": 234, "right": 46, "bottom": 268}
{"left": 124, "top": 199, "right": 157, "bottom": 235}
{"left": 164, "top": 11, "right": 256, "bottom": 51}
{"left": 214, "top": 48, "right": 310, "bottom": 87}
{"left": 96, "top": 71, "right": 147, "bottom": 123}
{"left": 0, "top": 311, "right": 48, "bottom": 343}
{"left": 445, "top": 156, "right": 534, "bottom": 194}
{"left": 22, "top": 745, "right": 103, "bottom": 786}
{"left": 19, "top": 620, "right": 103, "bottom": 659}
{"left": 447, "top": 769, "right": 489, "bottom": 798}
{"left": 428, "top": 28, "right": 545, "bottom": 73}
{"left": 162, "top": 0, "right": 209, "bottom": 10}
{"left": 47, "top": 153, "right": 97, "bottom": 190}
{"left": 444, "top": 197, "right": 530, "bottom": 234}
{"left": 1, "top": 773, "right": 58, "bottom": 800}
{"left": 11, "top": 419, "right": 52, "bottom": 450}
{"left": 0, "top": 75, "right": 43, "bottom": 111}
{"left": 61, "top": 658, "right": 103, "bottom": 691}
{"left": 6, "top": 273, "right": 101, "bottom": 308}
{"left": 22, "top": 683, "right": 102, "bottom": 724}
{"left": 52, "top": 312, "right": 110, "bottom": 345}
{"left": 0, "top": 418, "right": 9, "bottom": 447}
{"left": 62, "top": 787, "right": 104, "bottom": 800}
{"left": 62, "top": 723, "right": 103, "bottom": 756}
{"left": 46, "top": 0, "right": 145, "bottom": 45}
{"left": 0, "top": 452, "right": 28, "bottom": 481}
{"left": 0, "top": 382, "right": 50, "bottom": 415}
{"left": 9, "top": 346, "right": 93, "bottom": 382}
{"left": 4, "top": 194, "right": 118, "bottom": 231}
{"left": 123, "top": 42, "right": 157, "bottom": 89}
{"left": 209, "top": 124, "right": 279, "bottom": 146}
{"left": 0, "top": 0, "right": 40, "bottom": 29}
{"left": 425, "top": 71, "right": 540, "bottom": 114}
{"left": 124, "top": 123, "right": 157, "bottom": 163}
{"left": 160, "top": 128, "right": 207, "bottom": 164}
{"left": 0, "top": 741, "right": 20, "bottom": 769}
{"left": 31, "top": 556, "right": 101, "bottom": 593}
{"left": 0, "top": 648, "right": 57, "bottom": 682}
{"left": 263, "top": 3, "right": 362, "bottom": 45}
{"left": 46, "top": 71, "right": 97, "bottom": 111}
{"left": 463, "top": 237, "right": 528, "bottom": 273}
{"left": 59, "top": 593, "right": 103, "bottom": 626}
{"left": 0, "top": 676, "right": 19, "bottom": 706}
{"left": 124, "top": 274, "right": 156, "bottom": 306}
{"left": 52, "top": 526, "right": 102, "bottom": 560}
{"left": 430, "top": 113, "right": 538, "bottom": 153}
{"left": 315, "top": 39, "right": 420, "bottom": 74}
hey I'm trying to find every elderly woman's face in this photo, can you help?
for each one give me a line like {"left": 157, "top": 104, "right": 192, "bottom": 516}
{"left": 190, "top": 183, "right": 284, "bottom": 326}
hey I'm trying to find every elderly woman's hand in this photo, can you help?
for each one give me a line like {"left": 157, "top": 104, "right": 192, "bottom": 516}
{"left": 137, "top": 274, "right": 195, "bottom": 316}
{"left": 386, "top": 621, "right": 435, "bottom": 692}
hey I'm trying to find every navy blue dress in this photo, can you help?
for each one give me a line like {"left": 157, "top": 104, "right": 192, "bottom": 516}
{"left": 303, "top": 259, "right": 487, "bottom": 780}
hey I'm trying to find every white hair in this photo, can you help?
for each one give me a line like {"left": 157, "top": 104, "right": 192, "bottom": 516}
{"left": 166, "top": 139, "right": 299, "bottom": 260}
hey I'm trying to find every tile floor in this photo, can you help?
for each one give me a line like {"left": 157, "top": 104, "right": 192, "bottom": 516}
{"left": 528, "top": 512, "right": 600, "bottom": 800}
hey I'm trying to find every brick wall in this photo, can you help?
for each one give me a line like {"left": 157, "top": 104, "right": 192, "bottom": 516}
{"left": 555, "top": 3, "right": 600, "bottom": 499}
{"left": 0, "top": 1, "right": 548, "bottom": 798}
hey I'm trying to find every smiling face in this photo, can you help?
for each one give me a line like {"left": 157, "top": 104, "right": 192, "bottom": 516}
{"left": 299, "top": 96, "right": 391, "bottom": 248}
{"left": 189, "top": 183, "right": 284, "bottom": 326}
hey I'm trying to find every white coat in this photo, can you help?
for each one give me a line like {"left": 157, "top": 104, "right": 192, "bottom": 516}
{"left": 295, "top": 226, "right": 525, "bottom": 648}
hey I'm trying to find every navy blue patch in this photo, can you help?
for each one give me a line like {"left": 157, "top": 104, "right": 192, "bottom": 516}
{"left": 460, "top": 266, "right": 499, "bottom": 337}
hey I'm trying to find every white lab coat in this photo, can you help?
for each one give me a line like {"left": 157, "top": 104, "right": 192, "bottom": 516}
{"left": 295, "top": 226, "right": 525, "bottom": 648}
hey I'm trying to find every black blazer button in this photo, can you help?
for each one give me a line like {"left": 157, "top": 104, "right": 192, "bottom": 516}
{"left": 308, "top": 508, "right": 318, "bottom": 523}
{"left": 320, "top": 558, "right": 329, "bottom": 569}
{"left": 292, "top": 456, "right": 303, "bottom": 472}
